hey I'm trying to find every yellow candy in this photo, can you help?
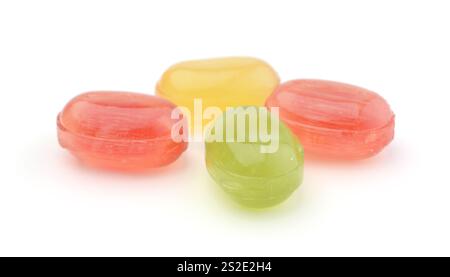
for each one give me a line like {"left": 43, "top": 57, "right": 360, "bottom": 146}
{"left": 156, "top": 57, "right": 279, "bottom": 127}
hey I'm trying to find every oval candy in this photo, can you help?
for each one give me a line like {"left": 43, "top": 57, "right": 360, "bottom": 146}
{"left": 265, "top": 79, "right": 395, "bottom": 159}
{"left": 205, "top": 106, "right": 303, "bottom": 208}
{"left": 57, "top": 91, "right": 188, "bottom": 171}
{"left": 156, "top": 57, "right": 279, "bottom": 126}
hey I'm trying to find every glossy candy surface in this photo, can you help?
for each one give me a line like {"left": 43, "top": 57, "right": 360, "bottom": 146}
{"left": 156, "top": 57, "right": 279, "bottom": 126}
{"left": 57, "top": 91, "right": 188, "bottom": 171}
{"left": 266, "top": 80, "right": 395, "bottom": 159}
{"left": 205, "top": 107, "right": 303, "bottom": 208}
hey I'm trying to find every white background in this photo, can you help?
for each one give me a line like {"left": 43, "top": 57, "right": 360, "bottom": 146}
{"left": 1, "top": 0, "right": 449, "bottom": 257}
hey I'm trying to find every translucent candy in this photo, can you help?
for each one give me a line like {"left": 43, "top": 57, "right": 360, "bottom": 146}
{"left": 205, "top": 107, "right": 303, "bottom": 208}
{"left": 57, "top": 91, "right": 188, "bottom": 171}
{"left": 266, "top": 79, "right": 395, "bottom": 159}
{"left": 156, "top": 57, "right": 279, "bottom": 127}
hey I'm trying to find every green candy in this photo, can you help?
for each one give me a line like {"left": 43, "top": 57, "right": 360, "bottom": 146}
{"left": 205, "top": 106, "right": 303, "bottom": 208}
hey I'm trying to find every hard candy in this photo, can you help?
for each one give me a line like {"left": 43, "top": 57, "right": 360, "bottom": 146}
{"left": 205, "top": 106, "right": 303, "bottom": 208}
{"left": 265, "top": 79, "right": 395, "bottom": 159}
{"left": 57, "top": 91, "right": 188, "bottom": 171}
{"left": 156, "top": 57, "right": 279, "bottom": 126}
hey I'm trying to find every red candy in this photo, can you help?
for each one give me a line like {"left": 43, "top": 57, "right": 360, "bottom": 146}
{"left": 57, "top": 91, "right": 187, "bottom": 170}
{"left": 266, "top": 80, "right": 395, "bottom": 159}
